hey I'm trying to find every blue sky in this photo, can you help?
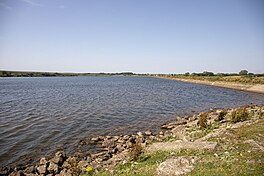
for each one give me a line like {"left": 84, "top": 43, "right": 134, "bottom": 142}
{"left": 0, "top": 0, "right": 263, "bottom": 73}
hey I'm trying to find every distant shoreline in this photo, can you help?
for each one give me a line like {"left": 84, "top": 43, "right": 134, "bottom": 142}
{"left": 0, "top": 70, "right": 141, "bottom": 77}
{"left": 156, "top": 76, "right": 264, "bottom": 94}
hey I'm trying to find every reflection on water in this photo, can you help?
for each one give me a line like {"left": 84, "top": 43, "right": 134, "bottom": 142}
{"left": 0, "top": 76, "right": 263, "bottom": 166}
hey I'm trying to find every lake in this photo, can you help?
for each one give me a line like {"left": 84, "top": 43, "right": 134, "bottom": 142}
{"left": 0, "top": 76, "right": 263, "bottom": 166}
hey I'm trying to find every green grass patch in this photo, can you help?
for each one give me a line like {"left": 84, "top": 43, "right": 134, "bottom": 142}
{"left": 189, "top": 119, "right": 264, "bottom": 176}
{"left": 93, "top": 151, "right": 170, "bottom": 176}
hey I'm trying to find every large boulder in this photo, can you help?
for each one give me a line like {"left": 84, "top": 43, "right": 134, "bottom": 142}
{"left": 157, "top": 156, "right": 198, "bottom": 176}
{"left": 51, "top": 151, "right": 66, "bottom": 166}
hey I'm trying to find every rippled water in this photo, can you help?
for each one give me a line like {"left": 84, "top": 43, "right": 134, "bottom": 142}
{"left": 0, "top": 76, "right": 263, "bottom": 166}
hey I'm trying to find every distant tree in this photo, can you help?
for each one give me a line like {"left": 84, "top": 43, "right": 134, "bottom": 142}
{"left": 216, "top": 73, "right": 227, "bottom": 76}
{"left": 184, "top": 72, "right": 190, "bottom": 76}
{"left": 239, "top": 70, "right": 248, "bottom": 75}
{"left": 202, "top": 71, "right": 214, "bottom": 76}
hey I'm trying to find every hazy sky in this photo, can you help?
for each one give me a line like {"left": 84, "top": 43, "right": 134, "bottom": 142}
{"left": 0, "top": 0, "right": 263, "bottom": 73}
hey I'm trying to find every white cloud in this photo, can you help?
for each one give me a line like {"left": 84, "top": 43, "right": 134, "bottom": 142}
{"left": 0, "top": 2, "right": 12, "bottom": 10}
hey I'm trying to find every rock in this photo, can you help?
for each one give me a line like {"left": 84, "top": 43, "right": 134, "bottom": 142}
{"left": 136, "top": 137, "right": 145, "bottom": 144}
{"left": 147, "top": 141, "right": 217, "bottom": 153}
{"left": 62, "top": 156, "right": 78, "bottom": 168}
{"left": 36, "top": 165, "right": 47, "bottom": 175}
{"left": 77, "top": 160, "right": 89, "bottom": 170}
{"left": 91, "top": 151, "right": 107, "bottom": 159}
{"left": 174, "top": 119, "right": 187, "bottom": 125}
{"left": 244, "top": 139, "right": 264, "bottom": 151}
{"left": 59, "top": 169, "right": 74, "bottom": 176}
{"left": 117, "top": 139, "right": 125, "bottom": 143}
{"left": 189, "top": 115, "right": 198, "bottom": 122}
{"left": 47, "top": 161, "right": 59, "bottom": 174}
{"left": 23, "top": 166, "right": 35, "bottom": 174}
{"left": 51, "top": 151, "right": 66, "bottom": 165}
{"left": 116, "top": 144, "right": 124, "bottom": 152}
{"left": 157, "top": 156, "right": 198, "bottom": 176}
{"left": 161, "top": 124, "right": 175, "bottom": 130}
{"left": 126, "top": 141, "right": 133, "bottom": 148}
{"left": 137, "top": 132, "right": 144, "bottom": 137}
{"left": 113, "top": 136, "right": 119, "bottom": 141}
{"left": 24, "top": 174, "right": 35, "bottom": 176}
{"left": 106, "top": 136, "right": 112, "bottom": 139}
{"left": 123, "top": 135, "right": 130, "bottom": 140}
{"left": 159, "top": 131, "right": 164, "bottom": 135}
{"left": 110, "top": 147, "right": 118, "bottom": 154}
{"left": 145, "top": 131, "right": 152, "bottom": 136}
{"left": 91, "top": 137, "right": 99, "bottom": 142}
{"left": 0, "top": 167, "right": 13, "bottom": 175}
{"left": 9, "top": 170, "right": 25, "bottom": 176}
{"left": 171, "top": 125, "right": 188, "bottom": 141}
{"left": 39, "top": 157, "right": 48, "bottom": 165}
{"left": 101, "top": 153, "right": 111, "bottom": 161}
{"left": 161, "top": 119, "right": 187, "bottom": 130}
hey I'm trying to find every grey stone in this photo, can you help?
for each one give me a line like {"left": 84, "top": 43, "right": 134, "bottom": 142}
{"left": 36, "top": 165, "right": 47, "bottom": 175}
{"left": 147, "top": 141, "right": 217, "bottom": 153}
{"left": 23, "top": 166, "right": 35, "bottom": 174}
{"left": 9, "top": 170, "right": 25, "bottom": 176}
{"left": 39, "top": 157, "right": 48, "bottom": 165}
{"left": 145, "top": 131, "right": 152, "bottom": 136}
{"left": 47, "top": 161, "right": 59, "bottom": 174}
{"left": 51, "top": 151, "right": 65, "bottom": 165}
{"left": 157, "top": 156, "right": 198, "bottom": 176}
{"left": 91, "top": 137, "right": 99, "bottom": 142}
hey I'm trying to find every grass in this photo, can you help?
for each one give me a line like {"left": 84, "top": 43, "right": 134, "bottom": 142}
{"left": 216, "top": 110, "right": 227, "bottom": 121}
{"left": 93, "top": 151, "right": 171, "bottom": 176}
{"left": 85, "top": 113, "right": 264, "bottom": 176}
{"left": 197, "top": 112, "right": 208, "bottom": 129}
{"left": 188, "top": 119, "right": 264, "bottom": 176}
{"left": 187, "top": 122, "right": 220, "bottom": 140}
{"left": 230, "top": 107, "right": 249, "bottom": 123}
{"left": 86, "top": 108, "right": 264, "bottom": 176}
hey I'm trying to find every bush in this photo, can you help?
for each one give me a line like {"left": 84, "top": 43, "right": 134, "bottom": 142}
{"left": 216, "top": 110, "right": 227, "bottom": 121}
{"left": 258, "top": 108, "right": 263, "bottom": 118}
{"left": 239, "top": 70, "right": 248, "bottom": 75}
{"left": 130, "top": 141, "right": 143, "bottom": 161}
{"left": 231, "top": 108, "right": 248, "bottom": 123}
{"left": 197, "top": 112, "right": 208, "bottom": 129}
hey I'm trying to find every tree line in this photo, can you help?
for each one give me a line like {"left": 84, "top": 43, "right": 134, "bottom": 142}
{"left": 0, "top": 71, "right": 136, "bottom": 77}
{"left": 176, "top": 70, "right": 264, "bottom": 77}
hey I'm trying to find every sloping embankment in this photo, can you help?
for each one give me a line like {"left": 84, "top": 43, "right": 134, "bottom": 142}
{"left": 156, "top": 76, "right": 264, "bottom": 94}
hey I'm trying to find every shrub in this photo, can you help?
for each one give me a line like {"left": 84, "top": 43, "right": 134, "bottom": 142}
{"left": 216, "top": 110, "right": 227, "bottom": 121}
{"left": 197, "top": 112, "right": 208, "bottom": 129}
{"left": 239, "top": 70, "right": 248, "bottom": 75}
{"left": 258, "top": 108, "right": 263, "bottom": 118}
{"left": 231, "top": 108, "right": 248, "bottom": 123}
{"left": 130, "top": 141, "right": 143, "bottom": 161}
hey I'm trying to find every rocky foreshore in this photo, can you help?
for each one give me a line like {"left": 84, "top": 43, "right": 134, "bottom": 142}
{"left": 1, "top": 104, "right": 263, "bottom": 176}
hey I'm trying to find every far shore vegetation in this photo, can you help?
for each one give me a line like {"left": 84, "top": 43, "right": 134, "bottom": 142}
{"left": 0, "top": 71, "right": 139, "bottom": 77}
{"left": 160, "top": 70, "right": 264, "bottom": 84}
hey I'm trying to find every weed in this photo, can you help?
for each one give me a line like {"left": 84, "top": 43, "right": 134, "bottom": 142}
{"left": 130, "top": 141, "right": 143, "bottom": 161}
{"left": 197, "top": 112, "right": 208, "bottom": 129}
{"left": 231, "top": 108, "right": 248, "bottom": 123}
{"left": 216, "top": 110, "right": 227, "bottom": 121}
